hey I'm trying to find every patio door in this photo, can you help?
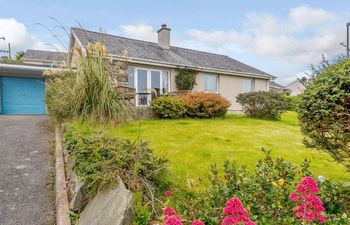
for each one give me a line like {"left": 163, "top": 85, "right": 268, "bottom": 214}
{"left": 134, "top": 67, "right": 169, "bottom": 106}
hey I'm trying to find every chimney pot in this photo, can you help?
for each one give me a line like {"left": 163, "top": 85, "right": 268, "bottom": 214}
{"left": 157, "top": 24, "right": 171, "bottom": 50}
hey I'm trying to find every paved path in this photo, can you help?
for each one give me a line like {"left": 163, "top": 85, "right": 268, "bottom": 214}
{"left": 0, "top": 115, "right": 54, "bottom": 225}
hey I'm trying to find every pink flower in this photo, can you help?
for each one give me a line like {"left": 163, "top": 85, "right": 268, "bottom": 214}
{"left": 221, "top": 197, "right": 255, "bottom": 225}
{"left": 164, "top": 191, "right": 172, "bottom": 197}
{"left": 191, "top": 219, "right": 205, "bottom": 225}
{"left": 289, "top": 193, "right": 298, "bottom": 202}
{"left": 164, "top": 215, "right": 183, "bottom": 225}
{"left": 163, "top": 206, "right": 179, "bottom": 219}
{"left": 290, "top": 176, "right": 326, "bottom": 223}
{"left": 295, "top": 176, "right": 320, "bottom": 194}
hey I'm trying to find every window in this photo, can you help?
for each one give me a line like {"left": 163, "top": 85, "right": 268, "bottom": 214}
{"left": 162, "top": 71, "right": 169, "bottom": 94}
{"left": 137, "top": 69, "right": 148, "bottom": 92}
{"left": 243, "top": 79, "right": 254, "bottom": 92}
{"left": 204, "top": 74, "right": 218, "bottom": 92}
{"left": 128, "top": 66, "right": 134, "bottom": 88}
{"left": 130, "top": 67, "right": 170, "bottom": 106}
{"left": 151, "top": 70, "right": 161, "bottom": 96}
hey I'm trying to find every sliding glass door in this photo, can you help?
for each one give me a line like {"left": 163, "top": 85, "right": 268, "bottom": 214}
{"left": 131, "top": 67, "right": 169, "bottom": 106}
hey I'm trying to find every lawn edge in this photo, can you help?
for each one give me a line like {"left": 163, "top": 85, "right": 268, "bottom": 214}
{"left": 55, "top": 125, "right": 71, "bottom": 225}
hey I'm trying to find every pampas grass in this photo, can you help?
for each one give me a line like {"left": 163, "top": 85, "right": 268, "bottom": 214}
{"left": 46, "top": 43, "right": 134, "bottom": 124}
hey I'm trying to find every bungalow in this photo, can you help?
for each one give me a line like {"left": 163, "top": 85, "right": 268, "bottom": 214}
{"left": 68, "top": 24, "right": 274, "bottom": 112}
{"left": 0, "top": 24, "right": 274, "bottom": 115}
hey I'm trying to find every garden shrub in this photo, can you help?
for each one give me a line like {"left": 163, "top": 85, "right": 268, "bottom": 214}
{"left": 63, "top": 125, "right": 167, "bottom": 199}
{"left": 175, "top": 68, "right": 197, "bottom": 90}
{"left": 170, "top": 149, "right": 350, "bottom": 225}
{"left": 236, "top": 91, "right": 287, "bottom": 120}
{"left": 298, "top": 58, "right": 350, "bottom": 170}
{"left": 46, "top": 43, "right": 133, "bottom": 124}
{"left": 284, "top": 94, "right": 301, "bottom": 111}
{"left": 180, "top": 92, "right": 231, "bottom": 118}
{"left": 150, "top": 96, "right": 186, "bottom": 119}
{"left": 45, "top": 69, "right": 76, "bottom": 123}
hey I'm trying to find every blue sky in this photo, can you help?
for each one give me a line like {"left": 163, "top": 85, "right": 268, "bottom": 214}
{"left": 0, "top": 0, "right": 349, "bottom": 84}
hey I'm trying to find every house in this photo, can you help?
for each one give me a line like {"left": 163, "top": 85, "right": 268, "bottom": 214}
{"left": 286, "top": 78, "right": 306, "bottom": 96}
{"left": 0, "top": 24, "right": 275, "bottom": 115}
{"left": 68, "top": 25, "right": 274, "bottom": 112}
{"left": 0, "top": 50, "right": 66, "bottom": 114}
{"left": 22, "top": 49, "right": 67, "bottom": 66}
{"left": 269, "top": 80, "right": 289, "bottom": 93}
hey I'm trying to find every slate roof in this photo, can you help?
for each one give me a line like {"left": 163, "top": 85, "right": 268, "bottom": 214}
{"left": 71, "top": 28, "right": 272, "bottom": 78}
{"left": 269, "top": 80, "right": 288, "bottom": 89}
{"left": 23, "top": 49, "right": 67, "bottom": 62}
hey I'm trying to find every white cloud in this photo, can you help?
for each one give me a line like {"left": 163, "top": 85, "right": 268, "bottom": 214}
{"left": 0, "top": 18, "right": 55, "bottom": 57}
{"left": 184, "top": 5, "right": 344, "bottom": 65}
{"left": 119, "top": 6, "right": 344, "bottom": 82}
{"left": 289, "top": 5, "right": 336, "bottom": 32}
{"left": 120, "top": 24, "right": 157, "bottom": 42}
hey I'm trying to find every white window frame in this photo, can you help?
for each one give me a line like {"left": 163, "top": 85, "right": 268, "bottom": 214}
{"left": 203, "top": 73, "right": 219, "bottom": 93}
{"left": 131, "top": 66, "right": 170, "bottom": 106}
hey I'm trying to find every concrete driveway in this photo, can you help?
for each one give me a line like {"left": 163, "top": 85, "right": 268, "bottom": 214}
{"left": 0, "top": 115, "right": 54, "bottom": 225}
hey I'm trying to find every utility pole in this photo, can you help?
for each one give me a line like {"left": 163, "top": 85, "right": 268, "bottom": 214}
{"left": 0, "top": 36, "right": 11, "bottom": 59}
{"left": 347, "top": 22, "right": 350, "bottom": 58}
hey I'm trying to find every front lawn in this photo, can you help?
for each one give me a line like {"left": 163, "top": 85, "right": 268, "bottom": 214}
{"left": 70, "top": 112, "right": 350, "bottom": 188}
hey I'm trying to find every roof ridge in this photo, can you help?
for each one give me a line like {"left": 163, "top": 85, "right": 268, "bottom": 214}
{"left": 71, "top": 27, "right": 161, "bottom": 46}
{"left": 72, "top": 27, "right": 229, "bottom": 57}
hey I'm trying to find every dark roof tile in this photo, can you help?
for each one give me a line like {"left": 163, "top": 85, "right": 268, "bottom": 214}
{"left": 23, "top": 49, "right": 67, "bottom": 62}
{"left": 72, "top": 28, "right": 272, "bottom": 78}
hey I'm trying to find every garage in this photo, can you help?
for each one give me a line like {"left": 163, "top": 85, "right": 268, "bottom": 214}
{"left": 0, "top": 62, "right": 48, "bottom": 115}
{"left": 1, "top": 77, "right": 45, "bottom": 114}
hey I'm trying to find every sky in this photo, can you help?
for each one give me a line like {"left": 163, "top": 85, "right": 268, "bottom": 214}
{"left": 0, "top": 0, "right": 349, "bottom": 84}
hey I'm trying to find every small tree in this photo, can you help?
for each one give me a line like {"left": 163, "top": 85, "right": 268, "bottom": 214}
{"left": 175, "top": 68, "right": 197, "bottom": 90}
{"left": 298, "top": 58, "right": 350, "bottom": 170}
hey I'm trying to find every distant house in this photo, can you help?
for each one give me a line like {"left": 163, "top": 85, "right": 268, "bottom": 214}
{"left": 286, "top": 78, "right": 306, "bottom": 96}
{"left": 22, "top": 49, "right": 67, "bottom": 66}
{"left": 269, "top": 81, "right": 289, "bottom": 93}
{"left": 68, "top": 24, "right": 275, "bottom": 112}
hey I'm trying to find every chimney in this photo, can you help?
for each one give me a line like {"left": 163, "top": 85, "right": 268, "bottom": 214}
{"left": 157, "top": 24, "right": 171, "bottom": 50}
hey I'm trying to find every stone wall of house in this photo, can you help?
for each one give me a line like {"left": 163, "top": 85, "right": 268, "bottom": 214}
{"left": 108, "top": 60, "right": 128, "bottom": 88}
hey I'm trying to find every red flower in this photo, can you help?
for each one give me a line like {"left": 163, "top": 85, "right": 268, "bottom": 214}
{"left": 164, "top": 191, "right": 172, "bottom": 197}
{"left": 191, "top": 219, "right": 205, "bottom": 225}
{"left": 289, "top": 176, "right": 326, "bottom": 223}
{"left": 221, "top": 197, "right": 255, "bottom": 225}
{"left": 164, "top": 215, "right": 183, "bottom": 225}
{"left": 164, "top": 206, "right": 179, "bottom": 219}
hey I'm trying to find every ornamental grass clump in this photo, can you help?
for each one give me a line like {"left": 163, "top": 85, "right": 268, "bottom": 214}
{"left": 46, "top": 43, "right": 133, "bottom": 124}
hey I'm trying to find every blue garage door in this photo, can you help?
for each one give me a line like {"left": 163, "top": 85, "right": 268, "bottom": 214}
{"left": 1, "top": 77, "right": 45, "bottom": 114}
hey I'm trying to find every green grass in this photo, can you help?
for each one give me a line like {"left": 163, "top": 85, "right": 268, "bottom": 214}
{"left": 70, "top": 112, "right": 350, "bottom": 188}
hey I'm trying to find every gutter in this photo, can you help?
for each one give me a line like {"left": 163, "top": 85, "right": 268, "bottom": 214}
{"left": 0, "top": 62, "right": 52, "bottom": 71}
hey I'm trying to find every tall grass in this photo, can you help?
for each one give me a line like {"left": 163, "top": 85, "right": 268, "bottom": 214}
{"left": 46, "top": 43, "right": 134, "bottom": 124}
